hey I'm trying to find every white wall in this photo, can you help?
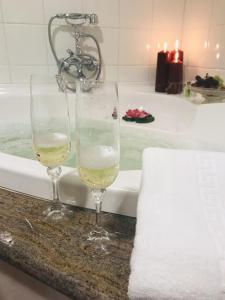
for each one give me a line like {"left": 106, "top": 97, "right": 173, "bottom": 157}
{"left": 0, "top": 0, "right": 224, "bottom": 84}
{"left": 183, "top": 0, "right": 225, "bottom": 82}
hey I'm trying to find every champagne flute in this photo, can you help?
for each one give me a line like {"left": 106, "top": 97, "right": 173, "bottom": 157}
{"left": 75, "top": 79, "right": 120, "bottom": 256}
{"left": 30, "top": 74, "right": 73, "bottom": 221}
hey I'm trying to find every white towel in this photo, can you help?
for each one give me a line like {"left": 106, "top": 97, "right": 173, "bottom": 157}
{"left": 128, "top": 148, "right": 225, "bottom": 300}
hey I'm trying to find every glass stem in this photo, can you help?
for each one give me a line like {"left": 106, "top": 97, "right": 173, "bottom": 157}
{"left": 91, "top": 189, "right": 106, "bottom": 227}
{"left": 47, "top": 167, "right": 62, "bottom": 208}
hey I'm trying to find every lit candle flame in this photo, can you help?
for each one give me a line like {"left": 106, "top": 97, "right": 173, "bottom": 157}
{"left": 174, "top": 51, "right": 179, "bottom": 63}
{"left": 163, "top": 41, "right": 168, "bottom": 52}
{"left": 175, "top": 39, "right": 179, "bottom": 50}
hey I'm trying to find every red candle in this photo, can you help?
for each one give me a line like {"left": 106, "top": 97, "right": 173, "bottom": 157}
{"left": 169, "top": 40, "right": 184, "bottom": 62}
{"left": 155, "top": 42, "right": 170, "bottom": 93}
{"left": 170, "top": 49, "right": 183, "bottom": 62}
{"left": 167, "top": 50, "right": 183, "bottom": 94}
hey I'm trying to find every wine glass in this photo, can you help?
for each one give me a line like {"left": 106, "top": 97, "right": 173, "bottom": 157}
{"left": 30, "top": 74, "right": 73, "bottom": 221}
{"left": 75, "top": 79, "right": 120, "bottom": 256}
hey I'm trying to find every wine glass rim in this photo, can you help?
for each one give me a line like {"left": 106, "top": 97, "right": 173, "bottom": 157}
{"left": 30, "top": 74, "right": 118, "bottom": 86}
{"left": 75, "top": 79, "right": 118, "bottom": 88}
{"left": 79, "top": 79, "right": 117, "bottom": 84}
{"left": 30, "top": 73, "right": 64, "bottom": 80}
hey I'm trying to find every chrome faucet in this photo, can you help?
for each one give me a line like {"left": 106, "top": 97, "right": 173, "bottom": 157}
{"left": 48, "top": 13, "right": 102, "bottom": 86}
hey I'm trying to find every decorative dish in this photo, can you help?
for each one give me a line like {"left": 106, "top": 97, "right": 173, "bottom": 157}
{"left": 190, "top": 74, "right": 225, "bottom": 103}
{"left": 190, "top": 86, "right": 225, "bottom": 103}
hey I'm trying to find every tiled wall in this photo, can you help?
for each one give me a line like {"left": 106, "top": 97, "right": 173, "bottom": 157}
{"left": 183, "top": 0, "right": 225, "bottom": 82}
{"left": 0, "top": 0, "right": 224, "bottom": 84}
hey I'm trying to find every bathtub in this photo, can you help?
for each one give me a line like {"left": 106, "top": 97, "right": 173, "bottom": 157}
{"left": 1, "top": 83, "right": 225, "bottom": 217}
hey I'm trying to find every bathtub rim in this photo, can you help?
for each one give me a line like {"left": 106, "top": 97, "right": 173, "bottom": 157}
{"left": 0, "top": 152, "right": 140, "bottom": 217}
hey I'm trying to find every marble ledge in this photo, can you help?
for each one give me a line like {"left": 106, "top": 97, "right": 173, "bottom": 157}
{"left": 0, "top": 188, "right": 136, "bottom": 300}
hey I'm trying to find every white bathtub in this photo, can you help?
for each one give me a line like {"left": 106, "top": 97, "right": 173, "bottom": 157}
{"left": 1, "top": 83, "right": 225, "bottom": 217}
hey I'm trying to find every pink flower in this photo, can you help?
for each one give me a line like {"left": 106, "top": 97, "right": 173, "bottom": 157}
{"left": 125, "top": 109, "right": 150, "bottom": 119}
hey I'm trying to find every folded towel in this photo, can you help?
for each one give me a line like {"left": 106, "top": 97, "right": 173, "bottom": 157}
{"left": 128, "top": 148, "right": 225, "bottom": 300}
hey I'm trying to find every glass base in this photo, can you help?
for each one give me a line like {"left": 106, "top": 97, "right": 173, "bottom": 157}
{"left": 43, "top": 203, "right": 73, "bottom": 221}
{"left": 80, "top": 226, "right": 116, "bottom": 258}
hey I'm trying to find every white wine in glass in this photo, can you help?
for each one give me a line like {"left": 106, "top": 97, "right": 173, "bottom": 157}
{"left": 75, "top": 79, "right": 120, "bottom": 256}
{"left": 34, "top": 133, "right": 70, "bottom": 167}
{"left": 30, "top": 74, "right": 73, "bottom": 221}
{"left": 79, "top": 145, "right": 119, "bottom": 189}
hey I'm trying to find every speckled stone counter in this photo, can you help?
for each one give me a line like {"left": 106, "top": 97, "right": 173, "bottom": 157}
{"left": 0, "top": 188, "right": 136, "bottom": 300}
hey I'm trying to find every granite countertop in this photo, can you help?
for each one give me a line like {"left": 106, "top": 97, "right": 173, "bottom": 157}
{"left": 0, "top": 188, "right": 136, "bottom": 300}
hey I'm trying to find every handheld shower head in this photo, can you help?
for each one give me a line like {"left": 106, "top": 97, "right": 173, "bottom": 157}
{"left": 55, "top": 13, "right": 98, "bottom": 24}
